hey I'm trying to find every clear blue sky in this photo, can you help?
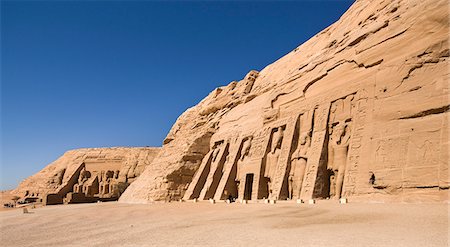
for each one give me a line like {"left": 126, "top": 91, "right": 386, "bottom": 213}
{"left": 1, "top": 0, "right": 353, "bottom": 190}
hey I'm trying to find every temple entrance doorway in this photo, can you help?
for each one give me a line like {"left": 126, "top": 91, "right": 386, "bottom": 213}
{"left": 244, "top": 174, "right": 254, "bottom": 200}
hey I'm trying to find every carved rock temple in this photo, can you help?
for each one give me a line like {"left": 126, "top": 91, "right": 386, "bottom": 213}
{"left": 14, "top": 0, "right": 449, "bottom": 204}
{"left": 120, "top": 0, "right": 449, "bottom": 203}
{"left": 13, "top": 147, "right": 160, "bottom": 205}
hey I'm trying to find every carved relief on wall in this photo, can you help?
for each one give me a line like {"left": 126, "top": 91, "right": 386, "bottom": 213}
{"left": 408, "top": 133, "right": 440, "bottom": 168}
{"left": 374, "top": 138, "right": 408, "bottom": 170}
{"left": 405, "top": 131, "right": 441, "bottom": 188}
{"left": 371, "top": 130, "right": 441, "bottom": 190}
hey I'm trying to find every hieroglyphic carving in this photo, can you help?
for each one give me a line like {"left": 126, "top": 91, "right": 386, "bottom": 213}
{"left": 342, "top": 91, "right": 368, "bottom": 197}
{"left": 374, "top": 137, "right": 408, "bottom": 170}
{"left": 408, "top": 137, "right": 440, "bottom": 167}
{"left": 251, "top": 130, "right": 272, "bottom": 159}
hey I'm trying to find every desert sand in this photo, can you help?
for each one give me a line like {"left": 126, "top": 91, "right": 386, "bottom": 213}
{"left": 0, "top": 201, "right": 448, "bottom": 247}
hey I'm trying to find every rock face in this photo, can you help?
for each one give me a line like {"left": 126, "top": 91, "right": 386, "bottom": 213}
{"left": 120, "top": 0, "right": 449, "bottom": 203}
{"left": 13, "top": 147, "right": 160, "bottom": 204}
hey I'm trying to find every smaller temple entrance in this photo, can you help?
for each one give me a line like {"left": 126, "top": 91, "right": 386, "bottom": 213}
{"left": 244, "top": 174, "right": 254, "bottom": 200}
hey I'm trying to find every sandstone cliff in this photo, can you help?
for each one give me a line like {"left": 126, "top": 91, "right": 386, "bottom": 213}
{"left": 120, "top": 0, "right": 449, "bottom": 203}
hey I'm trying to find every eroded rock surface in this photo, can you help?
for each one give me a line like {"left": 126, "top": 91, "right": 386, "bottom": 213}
{"left": 120, "top": 0, "right": 449, "bottom": 203}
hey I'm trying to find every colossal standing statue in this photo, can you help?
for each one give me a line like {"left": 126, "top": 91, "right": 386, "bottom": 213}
{"left": 289, "top": 131, "right": 311, "bottom": 199}
{"left": 265, "top": 127, "right": 284, "bottom": 196}
{"left": 328, "top": 122, "right": 351, "bottom": 198}
{"left": 201, "top": 142, "right": 224, "bottom": 197}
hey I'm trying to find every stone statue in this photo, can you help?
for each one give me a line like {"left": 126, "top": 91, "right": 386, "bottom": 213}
{"left": 328, "top": 122, "right": 351, "bottom": 199}
{"left": 288, "top": 131, "right": 311, "bottom": 199}
{"left": 241, "top": 136, "right": 253, "bottom": 160}
{"left": 100, "top": 171, "right": 105, "bottom": 183}
{"left": 100, "top": 171, "right": 114, "bottom": 195}
{"left": 105, "top": 170, "right": 114, "bottom": 194}
{"left": 236, "top": 136, "right": 253, "bottom": 180}
{"left": 211, "top": 142, "right": 222, "bottom": 163}
{"left": 127, "top": 159, "right": 139, "bottom": 179}
{"left": 99, "top": 171, "right": 107, "bottom": 195}
{"left": 234, "top": 136, "right": 254, "bottom": 200}
{"left": 204, "top": 142, "right": 224, "bottom": 193}
{"left": 110, "top": 170, "right": 120, "bottom": 195}
{"left": 73, "top": 167, "right": 89, "bottom": 193}
{"left": 265, "top": 127, "right": 284, "bottom": 196}
{"left": 119, "top": 156, "right": 137, "bottom": 183}
{"left": 48, "top": 168, "right": 66, "bottom": 187}
{"left": 106, "top": 170, "right": 121, "bottom": 195}
{"left": 56, "top": 168, "right": 66, "bottom": 185}
{"left": 242, "top": 70, "right": 259, "bottom": 94}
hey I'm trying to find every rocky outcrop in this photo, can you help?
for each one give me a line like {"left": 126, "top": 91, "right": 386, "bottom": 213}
{"left": 120, "top": 0, "right": 449, "bottom": 203}
{"left": 13, "top": 147, "right": 160, "bottom": 204}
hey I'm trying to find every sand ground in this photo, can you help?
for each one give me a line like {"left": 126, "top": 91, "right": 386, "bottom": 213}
{"left": 0, "top": 200, "right": 448, "bottom": 247}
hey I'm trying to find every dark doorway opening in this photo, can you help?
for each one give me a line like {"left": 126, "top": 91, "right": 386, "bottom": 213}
{"left": 244, "top": 174, "right": 254, "bottom": 200}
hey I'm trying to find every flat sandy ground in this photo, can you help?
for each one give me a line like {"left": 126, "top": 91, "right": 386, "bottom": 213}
{"left": 0, "top": 200, "right": 448, "bottom": 247}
